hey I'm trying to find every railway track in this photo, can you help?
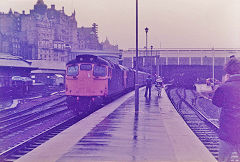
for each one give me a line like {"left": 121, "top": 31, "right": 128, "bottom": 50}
{"left": 168, "top": 88, "right": 219, "bottom": 159}
{"left": 168, "top": 87, "right": 240, "bottom": 161}
{"left": 0, "top": 116, "right": 80, "bottom": 162}
{"left": 0, "top": 104, "right": 68, "bottom": 138}
{"left": 0, "top": 92, "right": 106, "bottom": 162}
{"left": 0, "top": 95, "right": 76, "bottom": 162}
{"left": 0, "top": 99, "right": 66, "bottom": 130}
{"left": 0, "top": 94, "right": 66, "bottom": 118}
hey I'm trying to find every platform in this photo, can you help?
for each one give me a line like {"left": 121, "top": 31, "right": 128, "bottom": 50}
{"left": 16, "top": 87, "right": 216, "bottom": 162}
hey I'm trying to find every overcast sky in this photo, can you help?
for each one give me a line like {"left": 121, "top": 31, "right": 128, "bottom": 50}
{"left": 1, "top": 0, "right": 240, "bottom": 50}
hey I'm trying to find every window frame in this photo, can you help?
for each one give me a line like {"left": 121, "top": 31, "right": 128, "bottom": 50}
{"left": 67, "top": 65, "right": 79, "bottom": 76}
{"left": 80, "top": 64, "right": 92, "bottom": 71}
{"left": 93, "top": 65, "right": 107, "bottom": 77}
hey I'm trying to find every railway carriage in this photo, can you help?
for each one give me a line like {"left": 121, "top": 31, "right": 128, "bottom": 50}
{"left": 65, "top": 54, "right": 148, "bottom": 114}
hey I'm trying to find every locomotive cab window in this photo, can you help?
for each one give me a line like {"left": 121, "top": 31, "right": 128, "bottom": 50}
{"left": 67, "top": 65, "right": 79, "bottom": 76}
{"left": 80, "top": 64, "right": 92, "bottom": 71}
{"left": 93, "top": 65, "right": 107, "bottom": 77}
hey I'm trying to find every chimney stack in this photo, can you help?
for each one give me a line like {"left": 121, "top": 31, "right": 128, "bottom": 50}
{"left": 51, "top": 5, "right": 55, "bottom": 10}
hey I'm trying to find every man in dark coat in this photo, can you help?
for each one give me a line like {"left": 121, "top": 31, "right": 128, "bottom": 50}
{"left": 212, "top": 58, "right": 240, "bottom": 161}
{"left": 145, "top": 75, "right": 152, "bottom": 98}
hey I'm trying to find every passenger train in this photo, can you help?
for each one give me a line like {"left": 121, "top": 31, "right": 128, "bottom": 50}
{"left": 0, "top": 76, "right": 33, "bottom": 97}
{"left": 65, "top": 54, "right": 148, "bottom": 114}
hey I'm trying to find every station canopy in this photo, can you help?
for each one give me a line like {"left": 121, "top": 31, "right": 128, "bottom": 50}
{"left": 28, "top": 60, "right": 66, "bottom": 70}
{"left": 29, "top": 60, "right": 66, "bottom": 75}
{"left": 0, "top": 53, "right": 33, "bottom": 69}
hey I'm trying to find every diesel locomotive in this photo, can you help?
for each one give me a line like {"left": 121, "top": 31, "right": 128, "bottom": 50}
{"left": 65, "top": 54, "right": 148, "bottom": 114}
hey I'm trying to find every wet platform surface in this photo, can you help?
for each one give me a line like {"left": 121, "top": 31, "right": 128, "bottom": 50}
{"left": 16, "top": 88, "right": 216, "bottom": 162}
{"left": 58, "top": 92, "right": 177, "bottom": 162}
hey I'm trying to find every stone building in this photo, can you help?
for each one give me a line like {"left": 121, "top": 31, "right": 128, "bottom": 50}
{"left": 20, "top": 0, "right": 78, "bottom": 62}
{"left": 0, "top": 0, "right": 119, "bottom": 62}
{"left": 101, "top": 37, "right": 118, "bottom": 51}
{"left": 77, "top": 23, "right": 102, "bottom": 50}
{"left": 0, "top": 0, "right": 79, "bottom": 62}
{"left": 0, "top": 10, "right": 22, "bottom": 57}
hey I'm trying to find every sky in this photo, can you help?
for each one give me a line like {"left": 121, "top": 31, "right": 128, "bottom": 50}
{"left": 1, "top": 0, "right": 240, "bottom": 50}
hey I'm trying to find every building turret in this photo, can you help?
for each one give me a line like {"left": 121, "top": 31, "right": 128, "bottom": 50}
{"left": 34, "top": 0, "right": 47, "bottom": 15}
{"left": 8, "top": 8, "right": 13, "bottom": 15}
{"left": 92, "top": 23, "right": 98, "bottom": 37}
{"left": 72, "top": 9, "right": 76, "bottom": 17}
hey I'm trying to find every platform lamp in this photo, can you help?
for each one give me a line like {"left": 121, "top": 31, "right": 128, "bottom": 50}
{"left": 151, "top": 45, "right": 153, "bottom": 77}
{"left": 156, "top": 48, "right": 160, "bottom": 77}
{"left": 145, "top": 27, "right": 149, "bottom": 57}
{"left": 212, "top": 47, "right": 215, "bottom": 87}
{"left": 135, "top": 0, "right": 139, "bottom": 111}
{"left": 159, "top": 42, "right": 162, "bottom": 77}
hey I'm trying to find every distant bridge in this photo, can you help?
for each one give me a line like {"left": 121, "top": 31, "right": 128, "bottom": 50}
{"left": 122, "top": 48, "right": 240, "bottom": 67}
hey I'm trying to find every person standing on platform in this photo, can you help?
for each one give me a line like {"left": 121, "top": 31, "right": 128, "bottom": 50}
{"left": 155, "top": 76, "right": 163, "bottom": 97}
{"left": 212, "top": 58, "right": 240, "bottom": 162}
{"left": 145, "top": 75, "right": 152, "bottom": 98}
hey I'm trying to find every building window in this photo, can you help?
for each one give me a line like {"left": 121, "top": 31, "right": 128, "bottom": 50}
{"left": 54, "top": 43, "right": 57, "bottom": 49}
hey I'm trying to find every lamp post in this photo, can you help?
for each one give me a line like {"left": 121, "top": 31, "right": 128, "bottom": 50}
{"left": 212, "top": 47, "right": 215, "bottom": 87}
{"left": 156, "top": 50, "right": 160, "bottom": 77}
{"left": 145, "top": 27, "right": 149, "bottom": 57}
{"left": 151, "top": 45, "right": 153, "bottom": 76}
{"left": 135, "top": 0, "right": 139, "bottom": 111}
{"left": 159, "top": 42, "right": 162, "bottom": 77}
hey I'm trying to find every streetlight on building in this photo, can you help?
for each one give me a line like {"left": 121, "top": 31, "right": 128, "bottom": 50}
{"left": 145, "top": 27, "right": 149, "bottom": 57}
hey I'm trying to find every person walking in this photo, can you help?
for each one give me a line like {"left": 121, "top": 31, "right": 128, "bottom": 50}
{"left": 212, "top": 58, "right": 240, "bottom": 162}
{"left": 155, "top": 76, "right": 163, "bottom": 97}
{"left": 145, "top": 75, "right": 152, "bottom": 98}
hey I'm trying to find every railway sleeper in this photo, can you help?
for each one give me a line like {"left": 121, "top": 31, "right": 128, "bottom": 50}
{"left": 20, "top": 148, "right": 33, "bottom": 152}
{"left": 12, "top": 151, "right": 27, "bottom": 156}
{"left": 37, "top": 138, "right": 49, "bottom": 142}
{"left": 193, "top": 127, "right": 215, "bottom": 130}
{"left": 194, "top": 131, "right": 213, "bottom": 135}
{"left": 28, "top": 144, "right": 40, "bottom": 148}
{"left": 199, "top": 139, "right": 219, "bottom": 143}
{"left": 205, "top": 145, "right": 219, "bottom": 149}
{"left": 195, "top": 132, "right": 211, "bottom": 135}
{"left": 3, "top": 158, "right": 18, "bottom": 162}
{"left": 7, "top": 154, "right": 22, "bottom": 159}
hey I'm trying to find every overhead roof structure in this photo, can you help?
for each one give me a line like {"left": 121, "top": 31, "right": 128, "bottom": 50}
{"left": 28, "top": 60, "right": 66, "bottom": 70}
{"left": 29, "top": 60, "right": 66, "bottom": 75}
{"left": 0, "top": 53, "right": 66, "bottom": 74}
{"left": 0, "top": 53, "right": 34, "bottom": 69}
